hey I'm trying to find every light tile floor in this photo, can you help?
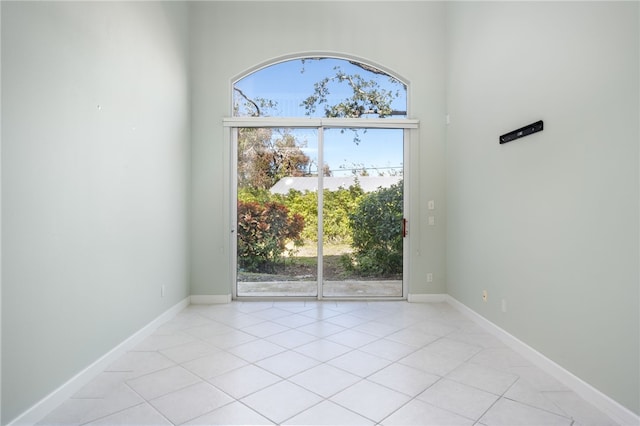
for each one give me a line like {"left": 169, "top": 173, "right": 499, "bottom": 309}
{"left": 39, "top": 301, "right": 620, "bottom": 425}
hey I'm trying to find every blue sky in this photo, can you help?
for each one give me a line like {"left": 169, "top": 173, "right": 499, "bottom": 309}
{"left": 235, "top": 58, "right": 406, "bottom": 118}
{"left": 235, "top": 58, "right": 405, "bottom": 177}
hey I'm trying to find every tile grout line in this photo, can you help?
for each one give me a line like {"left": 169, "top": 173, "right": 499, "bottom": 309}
{"left": 471, "top": 376, "right": 521, "bottom": 425}
{"left": 376, "top": 375, "right": 448, "bottom": 426}
{"left": 123, "top": 382, "right": 177, "bottom": 426}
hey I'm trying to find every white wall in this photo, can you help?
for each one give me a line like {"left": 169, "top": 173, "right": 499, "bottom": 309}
{"left": 189, "top": 1, "right": 448, "bottom": 298}
{"left": 1, "top": 2, "right": 191, "bottom": 423}
{"left": 446, "top": 1, "right": 639, "bottom": 415}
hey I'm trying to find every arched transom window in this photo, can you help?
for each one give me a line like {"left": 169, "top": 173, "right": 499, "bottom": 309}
{"left": 233, "top": 57, "right": 407, "bottom": 119}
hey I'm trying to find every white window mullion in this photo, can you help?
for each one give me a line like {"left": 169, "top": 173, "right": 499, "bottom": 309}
{"left": 320, "top": 118, "right": 419, "bottom": 129}
{"left": 223, "top": 117, "right": 322, "bottom": 128}
{"left": 230, "top": 128, "right": 239, "bottom": 300}
{"left": 223, "top": 117, "right": 418, "bottom": 130}
{"left": 317, "top": 128, "right": 324, "bottom": 299}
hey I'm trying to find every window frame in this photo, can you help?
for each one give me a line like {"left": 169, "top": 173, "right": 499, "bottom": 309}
{"left": 225, "top": 55, "right": 418, "bottom": 300}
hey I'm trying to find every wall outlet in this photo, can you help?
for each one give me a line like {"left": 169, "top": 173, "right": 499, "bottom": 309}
{"left": 161, "top": 285, "right": 165, "bottom": 297}
{"left": 501, "top": 298, "right": 507, "bottom": 312}
{"left": 427, "top": 273, "right": 433, "bottom": 282}
{"left": 482, "top": 290, "right": 488, "bottom": 302}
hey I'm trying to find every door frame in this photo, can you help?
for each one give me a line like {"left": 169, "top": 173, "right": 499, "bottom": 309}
{"left": 225, "top": 117, "right": 419, "bottom": 300}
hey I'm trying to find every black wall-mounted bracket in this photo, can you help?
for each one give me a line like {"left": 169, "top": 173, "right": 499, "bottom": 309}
{"left": 499, "top": 120, "right": 543, "bottom": 144}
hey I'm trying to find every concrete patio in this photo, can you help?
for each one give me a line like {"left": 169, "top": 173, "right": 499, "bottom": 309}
{"left": 237, "top": 280, "right": 403, "bottom": 297}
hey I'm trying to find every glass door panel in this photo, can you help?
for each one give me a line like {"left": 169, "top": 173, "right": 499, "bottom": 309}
{"left": 321, "top": 128, "right": 404, "bottom": 297}
{"left": 236, "top": 128, "right": 318, "bottom": 297}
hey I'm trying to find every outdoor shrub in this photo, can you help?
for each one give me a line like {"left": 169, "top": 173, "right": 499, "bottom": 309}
{"left": 282, "top": 190, "right": 318, "bottom": 242}
{"left": 347, "top": 181, "right": 403, "bottom": 275}
{"left": 322, "top": 185, "right": 364, "bottom": 243}
{"left": 237, "top": 187, "right": 276, "bottom": 204}
{"left": 237, "top": 200, "right": 304, "bottom": 272}
{"left": 281, "top": 184, "right": 364, "bottom": 244}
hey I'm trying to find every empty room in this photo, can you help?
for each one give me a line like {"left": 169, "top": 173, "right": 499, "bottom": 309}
{"left": 1, "top": 1, "right": 638, "bottom": 425}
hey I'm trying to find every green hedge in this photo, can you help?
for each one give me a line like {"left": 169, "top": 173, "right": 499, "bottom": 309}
{"left": 236, "top": 181, "right": 402, "bottom": 276}
{"left": 345, "top": 181, "right": 403, "bottom": 275}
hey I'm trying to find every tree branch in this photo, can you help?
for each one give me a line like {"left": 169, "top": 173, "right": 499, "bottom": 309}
{"left": 234, "top": 87, "right": 261, "bottom": 116}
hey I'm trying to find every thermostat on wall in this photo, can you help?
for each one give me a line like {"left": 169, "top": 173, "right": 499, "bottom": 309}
{"left": 499, "top": 120, "right": 543, "bottom": 144}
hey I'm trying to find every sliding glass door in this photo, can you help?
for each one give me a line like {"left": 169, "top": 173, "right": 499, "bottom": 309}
{"left": 234, "top": 126, "right": 404, "bottom": 298}
{"left": 321, "top": 128, "right": 404, "bottom": 297}
{"left": 235, "top": 127, "right": 319, "bottom": 297}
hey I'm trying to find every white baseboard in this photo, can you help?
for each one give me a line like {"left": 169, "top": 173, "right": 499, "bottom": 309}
{"left": 446, "top": 295, "right": 640, "bottom": 426}
{"left": 407, "top": 293, "right": 447, "bottom": 303}
{"left": 190, "top": 294, "right": 231, "bottom": 304}
{"left": 8, "top": 297, "right": 190, "bottom": 426}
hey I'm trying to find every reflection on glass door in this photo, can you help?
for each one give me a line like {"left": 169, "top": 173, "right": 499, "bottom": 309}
{"left": 236, "top": 128, "right": 318, "bottom": 297}
{"left": 321, "top": 128, "right": 404, "bottom": 297}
